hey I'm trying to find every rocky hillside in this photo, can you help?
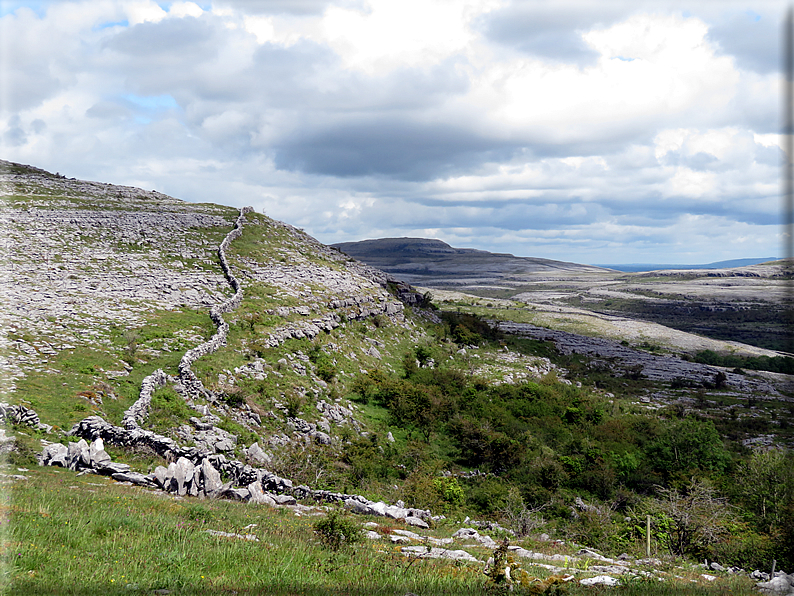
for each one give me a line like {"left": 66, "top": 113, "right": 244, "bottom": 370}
{"left": 0, "top": 159, "right": 430, "bottom": 436}
{"left": 2, "top": 161, "right": 794, "bottom": 596}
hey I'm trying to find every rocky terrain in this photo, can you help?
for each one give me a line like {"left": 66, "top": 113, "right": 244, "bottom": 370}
{"left": 2, "top": 160, "right": 793, "bottom": 594}
{"left": 336, "top": 237, "right": 790, "bottom": 353}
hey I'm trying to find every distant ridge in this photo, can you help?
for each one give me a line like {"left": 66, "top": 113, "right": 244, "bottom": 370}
{"left": 595, "top": 257, "right": 780, "bottom": 273}
{"left": 332, "top": 237, "right": 609, "bottom": 285}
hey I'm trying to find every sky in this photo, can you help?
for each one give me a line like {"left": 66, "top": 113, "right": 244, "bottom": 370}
{"left": 0, "top": 0, "right": 788, "bottom": 264}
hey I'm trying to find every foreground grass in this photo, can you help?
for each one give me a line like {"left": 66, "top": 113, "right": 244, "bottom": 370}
{"left": 3, "top": 467, "right": 759, "bottom": 596}
{"left": 6, "top": 467, "right": 487, "bottom": 595}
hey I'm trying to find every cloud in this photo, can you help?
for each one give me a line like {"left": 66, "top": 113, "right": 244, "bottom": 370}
{"left": 214, "top": 0, "right": 339, "bottom": 16}
{"left": 274, "top": 119, "right": 517, "bottom": 180}
{"left": 707, "top": 9, "right": 779, "bottom": 74}
{"left": 0, "top": 0, "right": 785, "bottom": 264}
{"left": 476, "top": 3, "right": 614, "bottom": 66}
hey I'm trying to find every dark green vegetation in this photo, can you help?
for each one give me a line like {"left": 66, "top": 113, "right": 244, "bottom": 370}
{"left": 690, "top": 349, "right": 794, "bottom": 374}
{"left": 339, "top": 314, "right": 794, "bottom": 571}
{"left": 579, "top": 298, "right": 790, "bottom": 353}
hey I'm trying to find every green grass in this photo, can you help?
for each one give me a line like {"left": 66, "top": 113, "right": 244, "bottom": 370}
{"left": 11, "top": 307, "right": 218, "bottom": 431}
{"left": 3, "top": 466, "right": 762, "bottom": 595}
{"left": 147, "top": 387, "right": 197, "bottom": 436}
{"left": 6, "top": 467, "right": 489, "bottom": 595}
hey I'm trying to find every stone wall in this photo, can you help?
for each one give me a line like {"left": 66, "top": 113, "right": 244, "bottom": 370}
{"left": 62, "top": 415, "right": 431, "bottom": 524}
{"left": 177, "top": 207, "right": 253, "bottom": 401}
{"left": 0, "top": 402, "right": 50, "bottom": 432}
{"left": 121, "top": 208, "right": 251, "bottom": 430}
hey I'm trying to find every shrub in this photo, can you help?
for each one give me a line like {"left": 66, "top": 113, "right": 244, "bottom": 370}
{"left": 314, "top": 510, "right": 362, "bottom": 550}
{"left": 499, "top": 487, "right": 546, "bottom": 537}
{"left": 646, "top": 417, "right": 729, "bottom": 477}
{"left": 308, "top": 343, "right": 337, "bottom": 382}
{"left": 707, "top": 525, "right": 777, "bottom": 571}
{"left": 465, "top": 477, "right": 510, "bottom": 516}
{"left": 433, "top": 477, "right": 465, "bottom": 513}
{"left": 315, "top": 359, "right": 337, "bottom": 382}
{"left": 284, "top": 389, "right": 304, "bottom": 418}
{"left": 222, "top": 387, "right": 246, "bottom": 408}
{"left": 654, "top": 478, "right": 735, "bottom": 557}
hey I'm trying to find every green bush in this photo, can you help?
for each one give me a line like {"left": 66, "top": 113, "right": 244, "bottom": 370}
{"left": 433, "top": 477, "right": 465, "bottom": 513}
{"left": 646, "top": 417, "right": 729, "bottom": 478}
{"left": 313, "top": 510, "right": 362, "bottom": 550}
{"left": 707, "top": 525, "right": 778, "bottom": 571}
{"left": 222, "top": 387, "right": 246, "bottom": 408}
{"left": 464, "top": 477, "right": 510, "bottom": 516}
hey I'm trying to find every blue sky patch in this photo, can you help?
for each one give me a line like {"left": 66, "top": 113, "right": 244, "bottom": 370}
{"left": 122, "top": 94, "right": 180, "bottom": 111}
{"left": 0, "top": 0, "right": 47, "bottom": 18}
{"left": 94, "top": 20, "right": 129, "bottom": 31}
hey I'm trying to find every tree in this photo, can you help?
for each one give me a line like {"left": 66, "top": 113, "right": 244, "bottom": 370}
{"left": 655, "top": 478, "right": 734, "bottom": 557}
{"left": 736, "top": 449, "right": 794, "bottom": 534}
{"left": 646, "top": 418, "right": 729, "bottom": 478}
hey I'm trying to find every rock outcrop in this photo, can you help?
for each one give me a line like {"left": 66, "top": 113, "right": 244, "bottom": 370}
{"left": 496, "top": 321, "right": 785, "bottom": 398}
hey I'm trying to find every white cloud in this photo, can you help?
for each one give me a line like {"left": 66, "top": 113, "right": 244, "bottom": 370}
{"left": 0, "top": 0, "right": 784, "bottom": 264}
{"left": 461, "top": 13, "right": 742, "bottom": 144}
{"left": 321, "top": 0, "right": 498, "bottom": 73}
{"left": 123, "top": 0, "right": 167, "bottom": 25}
{"left": 666, "top": 167, "right": 716, "bottom": 198}
{"left": 168, "top": 1, "right": 203, "bottom": 19}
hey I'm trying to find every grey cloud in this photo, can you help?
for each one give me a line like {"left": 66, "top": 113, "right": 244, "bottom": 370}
{"left": 707, "top": 11, "right": 779, "bottom": 74}
{"left": 661, "top": 150, "right": 719, "bottom": 171}
{"left": 475, "top": 4, "right": 626, "bottom": 65}
{"left": 274, "top": 120, "right": 518, "bottom": 180}
{"left": 3, "top": 114, "right": 26, "bottom": 146}
{"left": 104, "top": 16, "right": 220, "bottom": 63}
{"left": 0, "top": 67, "right": 60, "bottom": 112}
{"left": 0, "top": 10, "right": 69, "bottom": 111}
{"left": 85, "top": 100, "right": 133, "bottom": 120}
{"left": 754, "top": 144, "right": 783, "bottom": 166}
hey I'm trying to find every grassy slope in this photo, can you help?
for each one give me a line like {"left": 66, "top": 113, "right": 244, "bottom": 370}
{"left": 4, "top": 465, "right": 759, "bottom": 596}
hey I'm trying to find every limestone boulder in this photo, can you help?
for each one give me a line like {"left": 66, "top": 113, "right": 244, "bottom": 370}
{"left": 39, "top": 443, "right": 68, "bottom": 467}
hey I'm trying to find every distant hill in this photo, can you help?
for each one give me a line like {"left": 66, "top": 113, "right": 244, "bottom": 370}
{"left": 332, "top": 237, "right": 609, "bottom": 285}
{"left": 594, "top": 257, "right": 780, "bottom": 273}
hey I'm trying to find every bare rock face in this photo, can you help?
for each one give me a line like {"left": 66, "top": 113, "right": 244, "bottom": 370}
{"left": 244, "top": 442, "right": 271, "bottom": 466}
{"left": 757, "top": 574, "right": 794, "bottom": 595}
{"left": 1, "top": 161, "right": 238, "bottom": 398}
{"left": 201, "top": 458, "right": 223, "bottom": 496}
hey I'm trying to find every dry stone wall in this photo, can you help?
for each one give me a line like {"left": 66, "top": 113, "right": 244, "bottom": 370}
{"left": 177, "top": 207, "right": 253, "bottom": 401}
{"left": 120, "top": 208, "right": 252, "bottom": 429}
{"left": 57, "top": 416, "right": 432, "bottom": 524}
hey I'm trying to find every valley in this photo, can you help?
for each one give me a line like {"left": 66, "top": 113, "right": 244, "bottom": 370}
{"left": 335, "top": 237, "right": 791, "bottom": 353}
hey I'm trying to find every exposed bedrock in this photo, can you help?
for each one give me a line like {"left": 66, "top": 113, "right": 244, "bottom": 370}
{"left": 495, "top": 321, "right": 785, "bottom": 398}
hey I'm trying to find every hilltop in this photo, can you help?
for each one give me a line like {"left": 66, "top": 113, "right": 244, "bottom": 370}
{"left": 332, "top": 237, "right": 609, "bottom": 285}
{"left": 1, "top": 160, "right": 793, "bottom": 595}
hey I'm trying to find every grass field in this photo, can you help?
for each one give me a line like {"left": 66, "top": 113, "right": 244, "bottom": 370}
{"left": 1, "top": 464, "right": 761, "bottom": 596}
